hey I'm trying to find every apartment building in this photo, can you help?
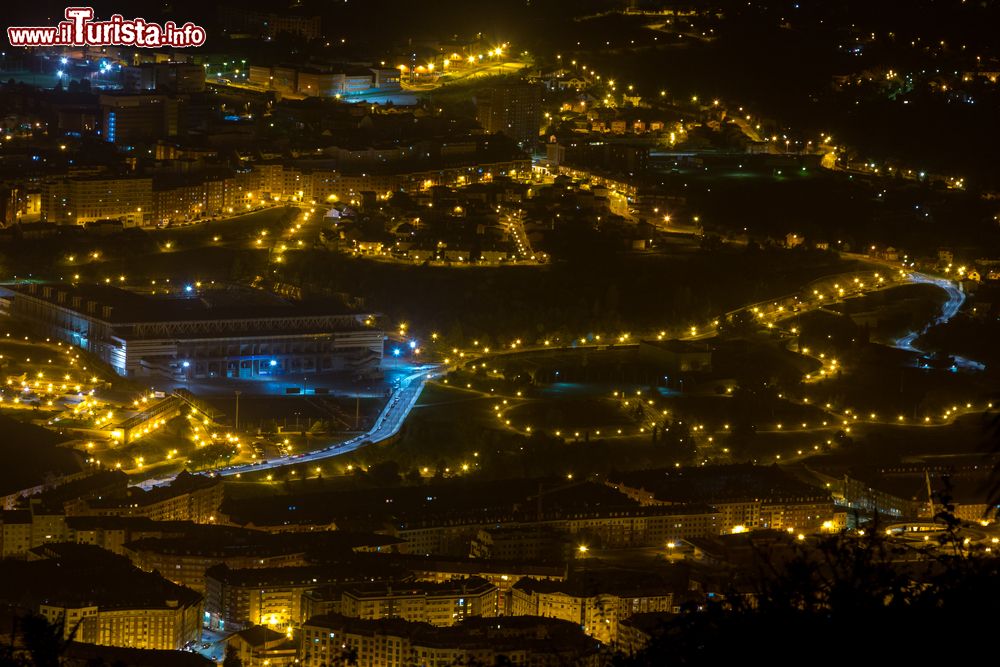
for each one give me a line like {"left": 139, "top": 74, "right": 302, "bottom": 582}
{"left": 510, "top": 574, "right": 674, "bottom": 645}
{"left": 300, "top": 615, "right": 602, "bottom": 667}
{"left": 41, "top": 176, "right": 152, "bottom": 225}
{"left": 1, "top": 544, "right": 201, "bottom": 651}
{"left": 339, "top": 578, "right": 498, "bottom": 627}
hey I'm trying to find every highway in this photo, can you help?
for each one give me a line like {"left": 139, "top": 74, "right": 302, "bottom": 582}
{"left": 135, "top": 366, "right": 436, "bottom": 488}
{"left": 217, "top": 366, "right": 436, "bottom": 477}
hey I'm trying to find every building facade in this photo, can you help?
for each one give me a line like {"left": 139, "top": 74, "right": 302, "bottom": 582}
{"left": 338, "top": 578, "right": 498, "bottom": 627}
{"left": 476, "top": 83, "right": 543, "bottom": 147}
{"left": 510, "top": 578, "right": 673, "bottom": 645}
{"left": 38, "top": 601, "right": 202, "bottom": 651}
{"left": 300, "top": 615, "right": 602, "bottom": 667}
{"left": 3, "top": 284, "right": 383, "bottom": 379}
{"left": 41, "top": 176, "right": 152, "bottom": 225}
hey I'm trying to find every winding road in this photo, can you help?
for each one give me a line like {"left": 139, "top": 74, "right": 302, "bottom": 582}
{"left": 892, "top": 272, "right": 985, "bottom": 370}
{"left": 135, "top": 366, "right": 436, "bottom": 488}
{"left": 133, "top": 263, "right": 982, "bottom": 490}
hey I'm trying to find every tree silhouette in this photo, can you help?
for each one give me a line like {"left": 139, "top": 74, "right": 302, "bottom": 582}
{"left": 222, "top": 646, "right": 242, "bottom": 667}
{"left": 618, "top": 521, "right": 1000, "bottom": 666}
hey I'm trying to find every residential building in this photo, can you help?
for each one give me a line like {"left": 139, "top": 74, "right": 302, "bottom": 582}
{"left": 99, "top": 94, "right": 179, "bottom": 145}
{"left": 0, "top": 544, "right": 201, "bottom": 650}
{"left": 617, "top": 612, "right": 673, "bottom": 656}
{"left": 124, "top": 63, "right": 206, "bottom": 94}
{"left": 607, "top": 465, "right": 837, "bottom": 534}
{"left": 510, "top": 572, "right": 674, "bottom": 644}
{"left": 226, "top": 626, "right": 297, "bottom": 667}
{"left": 300, "top": 615, "right": 602, "bottom": 667}
{"left": 204, "top": 562, "right": 407, "bottom": 631}
{"left": 476, "top": 82, "right": 543, "bottom": 147}
{"left": 339, "top": 578, "right": 498, "bottom": 627}
{"left": 41, "top": 176, "right": 152, "bottom": 226}
{"left": 81, "top": 472, "right": 223, "bottom": 523}
{"left": 123, "top": 537, "right": 311, "bottom": 593}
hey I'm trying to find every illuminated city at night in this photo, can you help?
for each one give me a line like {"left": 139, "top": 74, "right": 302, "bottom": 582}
{"left": 0, "top": 1, "right": 997, "bottom": 665}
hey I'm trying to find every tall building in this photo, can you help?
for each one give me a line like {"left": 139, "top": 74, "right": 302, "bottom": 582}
{"left": 476, "top": 82, "right": 543, "bottom": 147}
{"left": 99, "top": 94, "right": 179, "bottom": 145}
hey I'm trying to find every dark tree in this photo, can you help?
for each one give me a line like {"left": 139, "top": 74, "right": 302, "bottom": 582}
{"left": 222, "top": 646, "right": 242, "bottom": 667}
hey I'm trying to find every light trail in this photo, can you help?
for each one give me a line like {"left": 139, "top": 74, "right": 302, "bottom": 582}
{"left": 893, "top": 273, "right": 984, "bottom": 370}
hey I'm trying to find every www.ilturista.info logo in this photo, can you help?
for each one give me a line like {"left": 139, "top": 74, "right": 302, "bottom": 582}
{"left": 8, "top": 7, "right": 206, "bottom": 48}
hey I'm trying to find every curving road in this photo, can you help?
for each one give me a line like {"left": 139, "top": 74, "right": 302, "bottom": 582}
{"left": 217, "top": 366, "right": 436, "bottom": 477}
{"left": 893, "top": 272, "right": 985, "bottom": 370}
{"left": 894, "top": 273, "right": 963, "bottom": 349}
{"left": 135, "top": 366, "right": 436, "bottom": 488}
{"left": 132, "top": 266, "right": 981, "bottom": 490}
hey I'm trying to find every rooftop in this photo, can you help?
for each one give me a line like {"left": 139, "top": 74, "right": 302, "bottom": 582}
{"left": 0, "top": 543, "right": 200, "bottom": 611}
{"left": 302, "top": 614, "right": 601, "bottom": 654}
{"left": 232, "top": 625, "right": 286, "bottom": 648}
{"left": 32, "top": 470, "right": 129, "bottom": 511}
{"left": 86, "top": 471, "right": 219, "bottom": 510}
{"left": 608, "top": 464, "right": 832, "bottom": 504}
{"left": 6, "top": 283, "right": 366, "bottom": 327}
{"left": 221, "top": 477, "right": 642, "bottom": 529}
{"left": 513, "top": 569, "right": 675, "bottom": 598}
{"left": 342, "top": 576, "right": 494, "bottom": 600}
{"left": 125, "top": 527, "right": 398, "bottom": 559}
{"left": 206, "top": 560, "right": 408, "bottom": 588}
{"left": 62, "top": 642, "right": 215, "bottom": 667}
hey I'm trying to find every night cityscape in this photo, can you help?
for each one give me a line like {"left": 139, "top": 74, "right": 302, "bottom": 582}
{"left": 0, "top": 0, "right": 998, "bottom": 665}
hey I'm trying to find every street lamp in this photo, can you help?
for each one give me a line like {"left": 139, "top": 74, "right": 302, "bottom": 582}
{"left": 234, "top": 390, "right": 241, "bottom": 432}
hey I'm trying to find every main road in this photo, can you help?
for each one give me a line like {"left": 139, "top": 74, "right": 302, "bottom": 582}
{"left": 894, "top": 272, "right": 964, "bottom": 350}
{"left": 218, "top": 365, "right": 437, "bottom": 477}
{"left": 135, "top": 366, "right": 437, "bottom": 488}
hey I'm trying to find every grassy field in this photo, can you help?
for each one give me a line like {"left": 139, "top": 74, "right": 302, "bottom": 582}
{"left": 504, "top": 397, "right": 632, "bottom": 432}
